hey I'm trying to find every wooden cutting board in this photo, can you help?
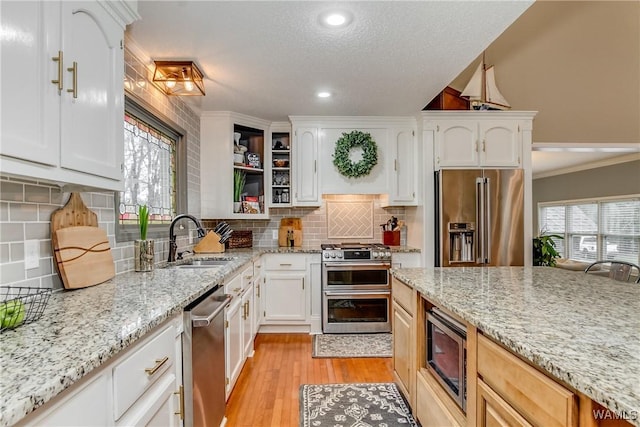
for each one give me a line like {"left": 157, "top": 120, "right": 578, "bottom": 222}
{"left": 53, "top": 226, "right": 115, "bottom": 289}
{"left": 51, "top": 193, "right": 115, "bottom": 289}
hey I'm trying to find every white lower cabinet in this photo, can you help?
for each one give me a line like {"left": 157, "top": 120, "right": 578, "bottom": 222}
{"left": 260, "top": 254, "right": 312, "bottom": 332}
{"left": 21, "top": 371, "right": 111, "bottom": 426}
{"left": 225, "top": 292, "right": 243, "bottom": 399}
{"left": 242, "top": 284, "right": 254, "bottom": 358}
{"left": 19, "top": 316, "right": 183, "bottom": 427}
{"left": 263, "top": 274, "right": 306, "bottom": 321}
{"left": 224, "top": 263, "right": 256, "bottom": 399}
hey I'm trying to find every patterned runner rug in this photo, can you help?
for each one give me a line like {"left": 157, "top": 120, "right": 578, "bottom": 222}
{"left": 312, "top": 333, "right": 392, "bottom": 358}
{"left": 299, "top": 383, "right": 418, "bottom": 427}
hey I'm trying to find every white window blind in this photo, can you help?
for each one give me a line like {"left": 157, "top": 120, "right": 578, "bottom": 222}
{"left": 538, "top": 196, "right": 640, "bottom": 264}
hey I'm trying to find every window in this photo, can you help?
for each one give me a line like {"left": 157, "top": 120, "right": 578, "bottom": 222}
{"left": 116, "top": 96, "right": 186, "bottom": 242}
{"left": 538, "top": 196, "right": 640, "bottom": 264}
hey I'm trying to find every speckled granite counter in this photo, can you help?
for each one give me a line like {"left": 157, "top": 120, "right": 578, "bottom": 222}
{"left": 391, "top": 267, "right": 640, "bottom": 426}
{"left": 0, "top": 251, "right": 263, "bottom": 427}
{"left": 0, "top": 245, "right": 421, "bottom": 426}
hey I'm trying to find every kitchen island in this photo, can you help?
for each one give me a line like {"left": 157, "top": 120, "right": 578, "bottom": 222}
{"left": 391, "top": 266, "right": 640, "bottom": 427}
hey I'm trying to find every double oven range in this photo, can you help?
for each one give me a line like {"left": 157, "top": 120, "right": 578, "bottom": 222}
{"left": 321, "top": 243, "right": 392, "bottom": 333}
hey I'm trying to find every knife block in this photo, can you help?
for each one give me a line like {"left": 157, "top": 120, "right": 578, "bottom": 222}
{"left": 193, "top": 231, "right": 225, "bottom": 253}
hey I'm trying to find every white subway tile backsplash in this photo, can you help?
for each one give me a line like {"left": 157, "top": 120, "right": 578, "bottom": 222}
{"left": 1, "top": 223, "right": 24, "bottom": 242}
{"left": 24, "top": 185, "right": 50, "bottom": 203}
{"left": 10, "top": 203, "right": 38, "bottom": 221}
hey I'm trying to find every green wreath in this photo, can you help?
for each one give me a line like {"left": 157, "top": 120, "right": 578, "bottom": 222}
{"left": 332, "top": 130, "right": 378, "bottom": 178}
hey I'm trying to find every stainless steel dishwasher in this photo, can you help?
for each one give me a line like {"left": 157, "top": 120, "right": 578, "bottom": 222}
{"left": 183, "top": 285, "right": 232, "bottom": 427}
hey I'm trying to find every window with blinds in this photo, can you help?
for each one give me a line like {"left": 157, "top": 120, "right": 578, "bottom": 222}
{"left": 538, "top": 196, "right": 640, "bottom": 264}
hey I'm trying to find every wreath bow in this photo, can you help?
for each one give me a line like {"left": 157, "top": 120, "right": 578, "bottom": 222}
{"left": 332, "top": 131, "right": 378, "bottom": 178}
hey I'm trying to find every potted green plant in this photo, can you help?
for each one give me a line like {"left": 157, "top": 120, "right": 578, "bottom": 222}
{"left": 233, "top": 170, "right": 246, "bottom": 213}
{"left": 532, "top": 234, "right": 563, "bottom": 267}
{"left": 135, "top": 204, "right": 154, "bottom": 271}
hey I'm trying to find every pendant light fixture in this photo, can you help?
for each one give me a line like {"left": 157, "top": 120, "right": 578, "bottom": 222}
{"left": 152, "top": 61, "right": 205, "bottom": 96}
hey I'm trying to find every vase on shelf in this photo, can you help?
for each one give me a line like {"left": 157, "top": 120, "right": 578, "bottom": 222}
{"left": 134, "top": 239, "right": 155, "bottom": 272}
{"left": 233, "top": 202, "right": 242, "bottom": 213}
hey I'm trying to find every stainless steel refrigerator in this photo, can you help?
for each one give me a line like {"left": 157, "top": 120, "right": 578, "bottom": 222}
{"left": 435, "top": 169, "right": 524, "bottom": 267}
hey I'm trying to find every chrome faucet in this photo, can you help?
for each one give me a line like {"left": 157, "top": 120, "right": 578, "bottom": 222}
{"left": 168, "top": 214, "right": 206, "bottom": 262}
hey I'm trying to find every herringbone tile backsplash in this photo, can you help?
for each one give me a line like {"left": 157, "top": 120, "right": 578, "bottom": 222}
{"left": 327, "top": 200, "right": 373, "bottom": 239}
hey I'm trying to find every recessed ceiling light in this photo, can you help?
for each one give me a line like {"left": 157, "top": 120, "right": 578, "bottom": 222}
{"left": 317, "top": 91, "right": 331, "bottom": 98}
{"left": 319, "top": 11, "right": 352, "bottom": 28}
{"left": 326, "top": 13, "right": 346, "bottom": 26}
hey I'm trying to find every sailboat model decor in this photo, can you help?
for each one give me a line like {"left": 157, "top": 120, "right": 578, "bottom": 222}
{"left": 460, "top": 53, "right": 511, "bottom": 110}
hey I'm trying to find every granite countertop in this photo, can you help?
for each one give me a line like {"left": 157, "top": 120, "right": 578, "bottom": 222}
{"left": 0, "top": 251, "right": 265, "bottom": 426}
{"left": 391, "top": 267, "right": 640, "bottom": 426}
{"left": 0, "top": 245, "right": 421, "bottom": 426}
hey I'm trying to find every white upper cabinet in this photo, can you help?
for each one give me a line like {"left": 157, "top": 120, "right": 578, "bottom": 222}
{"left": 292, "top": 127, "right": 320, "bottom": 206}
{"left": 435, "top": 121, "right": 479, "bottom": 167}
{"left": 59, "top": 2, "right": 125, "bottom": 181}
{"left": 0, "top": 1, "right": 138, "bottom": 190}
{"left": 429, "top": 111, "right": 534, "bottom": 169}
{"left": 478, "top": 120, "right": 520, "bottom": 167}
{"left": 383, "top": 128, "right": 418, "bottom": 206}
{"left": 0, "top": 1, "right": 60, "bottom": 167}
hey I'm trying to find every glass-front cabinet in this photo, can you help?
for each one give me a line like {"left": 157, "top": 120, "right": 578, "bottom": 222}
{"left": 201, "top": 112, "right": 269, "bottom": 219}
{"left": 269, "top": 122, "right": 292, "bottom": 208}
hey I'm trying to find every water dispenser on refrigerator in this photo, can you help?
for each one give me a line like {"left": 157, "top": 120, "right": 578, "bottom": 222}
{"left": 448, "top": 222, "right": 475, "bottom": 263}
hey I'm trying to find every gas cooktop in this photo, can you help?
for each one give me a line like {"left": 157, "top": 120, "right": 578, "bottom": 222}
{"left": 321, "top": 243, "right": 390, "bottom": 250}
{"left": 321, "top": 243, "right": 391, "bottom": 262}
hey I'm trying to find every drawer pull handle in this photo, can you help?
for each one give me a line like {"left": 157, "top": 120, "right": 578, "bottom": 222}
{"left": 279, "top": 263, "right": 292, "bottom": 266}
{"left": 174, "top": 385, "right": 184, "bottom": 420}
{"left": 145, "top": 356, "right": 169, "bottom": 376}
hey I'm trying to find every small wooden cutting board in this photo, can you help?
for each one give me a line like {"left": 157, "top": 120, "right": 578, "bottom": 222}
{"left": 50, "top": 193, "right": 115, "bottom": 289}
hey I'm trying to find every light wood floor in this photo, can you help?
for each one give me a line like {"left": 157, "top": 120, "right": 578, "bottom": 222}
{"left": 224, "top": 333, "right": 394, "bottom": 427}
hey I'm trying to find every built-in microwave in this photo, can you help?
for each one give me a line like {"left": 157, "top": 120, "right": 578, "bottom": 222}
{"left": 426, "top": 307, "right": 467, "bottom": 412}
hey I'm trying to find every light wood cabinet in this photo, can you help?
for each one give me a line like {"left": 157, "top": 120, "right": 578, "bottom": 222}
{"left": 392, "top": 278, "right": 416, "bottom": 408}
{"left": 477, "top": 334, "right": 578, "bottom": 427}
{"left": 0, "top": 0, "right": 137, "bottom": 191}
{"left": 477, "top": 379, "right": 533, "bottom": 427}
{"left": 415, "top": 370, "right": 464, "bottom": 427}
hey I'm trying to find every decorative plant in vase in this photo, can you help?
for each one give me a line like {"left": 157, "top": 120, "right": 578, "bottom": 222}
{"left": 532, "top": 234, "right": 563, "bottom": 267}
{"left": 135, "top": 204, "right": 154, "bottom": 271}
{"left": 233, "top": 170, "right": 246, "bottom": 213}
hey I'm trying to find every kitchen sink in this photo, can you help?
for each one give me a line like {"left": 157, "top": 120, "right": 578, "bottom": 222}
{"left": 174, "top": 258, "right": 235, "bottom": 269}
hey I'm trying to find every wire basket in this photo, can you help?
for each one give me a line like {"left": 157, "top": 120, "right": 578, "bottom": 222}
{"left": 0, "top": 286, "right": 52, "bottom": 333}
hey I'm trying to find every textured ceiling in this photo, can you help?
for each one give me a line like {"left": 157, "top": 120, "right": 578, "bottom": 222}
{"left": 126, "top": 1, "right": 533, "bottom": 121}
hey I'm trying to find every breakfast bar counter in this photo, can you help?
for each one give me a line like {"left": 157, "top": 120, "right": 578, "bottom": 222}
{"left": 390, "top": 266, "right": 640, "bottom": 426}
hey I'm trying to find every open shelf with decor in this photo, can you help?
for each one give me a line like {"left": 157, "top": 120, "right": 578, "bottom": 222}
{"left": 269, "top": 128, "right": 291, "bottom": 207}
{"left": 201, "top": 112, "right": 270, "bottom": 219}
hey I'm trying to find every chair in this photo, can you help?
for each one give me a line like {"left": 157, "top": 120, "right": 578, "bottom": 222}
{"left": 584, "top": 260, "right": 640, "bottom": 283}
